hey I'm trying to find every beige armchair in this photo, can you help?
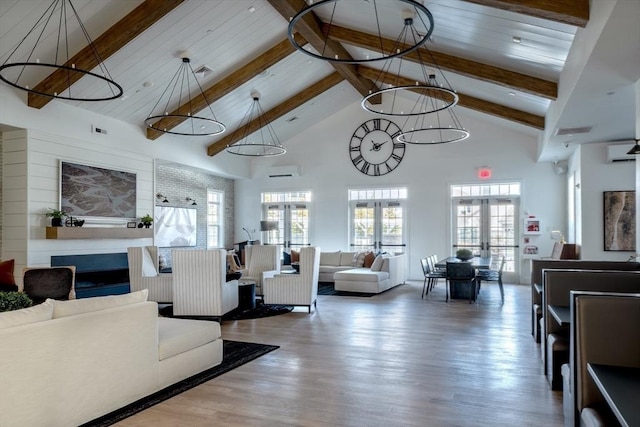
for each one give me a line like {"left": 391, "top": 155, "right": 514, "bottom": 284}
{"left": 171, "top": 249, "right": 239, "bottom": 318}
{"left": 263, "top": 246, "right": 320, "bottom": 313}
{"left": 127, "top": 246, "right": 172, "bottom": 303}
{"left": 240, "top": 245, "right": 280, "bottom": 296}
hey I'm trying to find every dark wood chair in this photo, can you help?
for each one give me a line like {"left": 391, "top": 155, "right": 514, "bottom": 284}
{"left": 446, "top": 262, "right": 477, "bottom": 303}
{"left": 420, "top": 257, "right": 445, "bottom": 298}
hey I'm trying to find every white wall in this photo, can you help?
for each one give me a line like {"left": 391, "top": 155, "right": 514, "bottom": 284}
{"left": 576, "top": 142, "right": 635, "bottom": 260}
{"left": 236, "top": 102, "right": 566, "bottom": 281}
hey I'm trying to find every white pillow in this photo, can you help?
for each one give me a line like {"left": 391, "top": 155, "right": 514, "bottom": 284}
{"left": 141, "top": 247, "right": 158, "bottom": 277}
{"left": 370, "top": 255, "right": 385, "bottom": 271}
{"left": 0, "top": 299, "right": 54, "bottom": 330}
{"left": 319, "top": 251, "right": 341, "bottom": 266}
{"left": 351, "top": 251, "right": 366, "bottom": 267}
{"left": 53, "top": 289, "right": 149, "bottom": 319}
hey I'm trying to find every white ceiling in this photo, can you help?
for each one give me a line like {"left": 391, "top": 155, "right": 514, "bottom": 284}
{"left": 0, "top": 0, "right": 638, "bottom": 162}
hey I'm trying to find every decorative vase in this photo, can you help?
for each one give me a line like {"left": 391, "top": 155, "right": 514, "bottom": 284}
{"left": 51, "top": 218, "right": 63, "bottom": 227}
{"left": 143, "top": 222, "right": 151, "bottom": 228}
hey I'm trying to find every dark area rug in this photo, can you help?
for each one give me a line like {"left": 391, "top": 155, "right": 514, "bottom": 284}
{"left": 317, "top": 282, "right": 376, "bottom": 297}
{"left": 81, "top": 340, "right": 279, "bottom": 427}
{"left": 159, "top": 303, "right": 293, "bottom": 321}
{"left": 223, "top": 303, "right": 293, "bottom": 320}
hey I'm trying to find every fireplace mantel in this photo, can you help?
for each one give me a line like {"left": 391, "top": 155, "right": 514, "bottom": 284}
{"left": 45, "top": 227, "right": 152, "bottom": 239}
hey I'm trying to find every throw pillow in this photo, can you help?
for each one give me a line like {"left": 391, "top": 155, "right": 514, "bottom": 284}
{"left": 283, "top": 251, "right": 291, "bottom": 265}
{"left": 0, "top": 259, "right": 16, "bottom": 287}
{"left": 351, "top": 251, "right": 366, "bottom": 267}
{"left": 291, "top": 250, "right": 300, "bottom": 263}
{"left": 53, "top": 289, "right": 149, "bottom": 319}
{"left": 363, "top": 251, "right": 375, "bottom": 268}
{"left": 370, "top": 254, "right": 385, "bottom": 271}
{"left": 141, "top": 247, "right": 158, "bottom": 277}
{"left": 0, "top": 299, "right": 53, "bottom": 330}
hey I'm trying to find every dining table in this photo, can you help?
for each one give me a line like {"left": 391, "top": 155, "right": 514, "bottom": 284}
{"left": 435, "top": 256, "right": 492, "bottom": 270}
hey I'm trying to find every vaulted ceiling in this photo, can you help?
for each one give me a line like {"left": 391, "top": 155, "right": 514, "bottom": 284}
{"left": 1, "top": 0, "right": 638, "bottom": 162}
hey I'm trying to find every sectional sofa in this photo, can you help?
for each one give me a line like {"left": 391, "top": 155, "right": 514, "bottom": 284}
{"left": 317, "top": 251, "right": 406, "bottom": 293}
{"left": 0, "top": 290, "right": 223, "bottom": 427}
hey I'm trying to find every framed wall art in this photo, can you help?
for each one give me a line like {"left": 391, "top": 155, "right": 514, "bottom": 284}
{"left": 603, "top": 190, "right": 636, "bottom": 251}
{"left": 60, "top": 161, "right": 137, "bottom": 219}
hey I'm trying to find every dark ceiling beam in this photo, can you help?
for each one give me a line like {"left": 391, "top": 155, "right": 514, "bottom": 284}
{"left": 146, "top": 33, "right": 308, "bottom": 140}
{"left": 461, "top": 0, "right": 589, "bottom": 27}
{"left": 326, "top": 25, "right": 557, "bottom": 100}
{"left": 28, "top": 0, "right": 185, "bottom": 109}
{"left": 266, "top": 0, "right": 381, "bottom": 104}
{"left": 358, "top": 66, "right": 544, "bottom": 130}
{"left": 207, "top": 72, "right": 345, "bottom": 157}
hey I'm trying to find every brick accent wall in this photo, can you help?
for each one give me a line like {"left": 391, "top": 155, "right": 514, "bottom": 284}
{"left": 156, "top": 164, "right": 234, "bottom": 266}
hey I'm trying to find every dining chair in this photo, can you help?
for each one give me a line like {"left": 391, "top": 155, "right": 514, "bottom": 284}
{"left": 445, "top": 261, "right": 478, "bottom": 303}
{"left": 476, "top": 256, "right": 505, "bottom": 304}
{"left": 420, "top": 257, "right": 445, "bottom": 298}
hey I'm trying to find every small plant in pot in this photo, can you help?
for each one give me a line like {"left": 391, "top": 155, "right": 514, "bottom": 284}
{"left": 455, "top": 248, "right": 474, "bottom": 261}
{"left": 140, "top": 214, "right": 153, "bottom": 228}
{"left": 0, "top": 292, "right": 33, "bottom": 312}
{"left": 45, "top": 208, "right": 67, "bottom": 227}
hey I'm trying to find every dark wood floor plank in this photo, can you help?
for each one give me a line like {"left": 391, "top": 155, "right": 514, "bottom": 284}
{"left": 116, "top": 282, "right": 563, "bottom": 426}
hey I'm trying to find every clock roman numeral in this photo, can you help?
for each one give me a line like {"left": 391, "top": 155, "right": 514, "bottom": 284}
{"left": 373, "top": 118, "right": 380, "bottom": 130}
{"left": 350, "top": 145, "right": 361, "bottom": 151}
{"left": 360, "top": 161, "right": 371, "bottom": 174}
{"left": 394, "top": 142, "right": 405, "bottom": 150}
{"left": 391, "top": 153, "right": 403, "bottom": 162}
{"left": 390, "top": 130, "right": 402, "bottom": 139}
{"left": 352, "top": 155, "right": 364, "bottom": 165}
{"left": 374, "top": 164, "right": 381, "bottom": 176}
{"left": 360, "top": 122, "right": 370, "bottom": 133}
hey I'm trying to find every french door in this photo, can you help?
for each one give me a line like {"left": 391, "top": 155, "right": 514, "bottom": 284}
{"left": 350, "top": 201, "right": 406, "bottom": 253}
{"left": 263, "top": 203, "right": 310, "bottom": 251}
{"left": 452, "top": 198, "right": 519, "bottom": 280}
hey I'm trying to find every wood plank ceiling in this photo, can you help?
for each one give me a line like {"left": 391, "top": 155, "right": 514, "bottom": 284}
{"left": 0, "top": 0, "right": 587, "bottom": 158}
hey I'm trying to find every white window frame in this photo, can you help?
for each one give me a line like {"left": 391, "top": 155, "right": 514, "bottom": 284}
{"left": 207, "top": 189, "right": 224, "bottom": 248}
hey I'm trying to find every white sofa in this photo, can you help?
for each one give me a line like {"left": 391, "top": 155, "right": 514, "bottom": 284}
{"left": 0, "top": 290, "right": 223, "bottom": 427}
{"left": 318, "top": 251, "right": 363, "bottom": 282}
{"left": 334, "top": 253, "right": 406, "bottom": 293}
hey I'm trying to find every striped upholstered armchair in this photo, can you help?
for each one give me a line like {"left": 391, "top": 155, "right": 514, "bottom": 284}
{"left": 240, "top": 245, "right": 280, "bottom": 296}
{"left": 263, "top": 246, "right": 320, "bottom": 313}
{"left": 171, "top": 249, "right": 239, "bottom": 318}
{"left": 127, "top": 246, "right": 173, "bottom": 303}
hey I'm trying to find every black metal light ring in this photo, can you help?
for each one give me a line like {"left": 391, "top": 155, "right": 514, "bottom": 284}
{"left": 362, "top": 85, "right": 459, "bottom": 116}
{"left": 144, "top": 115, "right": 226, "bottom": 137}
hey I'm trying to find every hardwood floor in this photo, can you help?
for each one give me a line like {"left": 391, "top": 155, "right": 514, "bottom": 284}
{"left": 117, "top": 281, "right": 563, "bottom": 427}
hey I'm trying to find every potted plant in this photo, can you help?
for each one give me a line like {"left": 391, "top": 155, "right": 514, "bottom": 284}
{"left": 0, "top": 292, "right": 33, "bottom": 312}
{"left": 140, "top": 214, "right": 153, "bottom": 228}
{"left": 455, "top": 248, "right": 474, "bottom": 261}
{"left": 45, "top": 208, "right": 67, "bottom": 227}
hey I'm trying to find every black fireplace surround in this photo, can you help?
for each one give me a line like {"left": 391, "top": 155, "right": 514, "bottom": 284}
{"left": 51, "top": 253, "right": 130, "bottom": 299}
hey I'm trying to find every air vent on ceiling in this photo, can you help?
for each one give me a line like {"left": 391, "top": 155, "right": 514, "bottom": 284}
{"left": 193, "top": 65, "right": 213, "bottom": 78}
{"left": 555, "top": 126, "right": 592, "bottom": 136}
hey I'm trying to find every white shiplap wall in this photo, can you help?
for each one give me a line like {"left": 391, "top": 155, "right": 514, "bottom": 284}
{"left": 25, "top": 129, "right": 154, "bottom": 284}
{"left": 2, "top": 129, "right": 28, "bottom": 276}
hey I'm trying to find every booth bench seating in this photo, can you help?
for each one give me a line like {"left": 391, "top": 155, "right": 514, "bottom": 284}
{"left": 317, "top": 251, "right": 406, "bottom": 294}
{"left": 0, "top": 290, "right": 223, "bottom": 427}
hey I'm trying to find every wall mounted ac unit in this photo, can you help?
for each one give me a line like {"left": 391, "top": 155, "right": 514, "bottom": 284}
{"left": 606, "top": 143, "right": 635, "bottom": 163}
{"left": 267, "top": 165, "right": 302, "bottom": 178}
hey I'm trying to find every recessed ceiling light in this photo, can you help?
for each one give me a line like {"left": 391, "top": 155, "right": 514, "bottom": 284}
{"left": 512, "top": 36, "right": 521, "bottom": 44}
{"left": 143, "top": 81, "right": 153, "bottom": 88}
{"left": 508, "top": 91, "right": 516, "bottom": 96}
{"left": 248, "top": 6, "right": 256, "bottom": 13}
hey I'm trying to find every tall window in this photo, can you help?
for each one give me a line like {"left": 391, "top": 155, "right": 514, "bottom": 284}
{"left": 349, "top": 187, "right": 407, "bottom": 253}
{"left": 262, "top": 191, "right": 311, "bottom": 250}
{"left": 450, "top": 183, "right": 520, "bottom": 279}
{"left": 207, "top": 190, "right": 223, "bottom": 248}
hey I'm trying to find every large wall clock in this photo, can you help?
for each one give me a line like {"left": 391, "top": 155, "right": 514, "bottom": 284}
{"left": 349, "top": 118, "right": 405, "bottom": 176}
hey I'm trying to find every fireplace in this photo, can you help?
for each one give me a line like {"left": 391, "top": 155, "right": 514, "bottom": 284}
{"left": 51, "top": 253, "right": 130, "bottom": 299}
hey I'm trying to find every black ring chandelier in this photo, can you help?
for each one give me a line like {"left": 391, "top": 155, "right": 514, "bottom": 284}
{"left": 144, "top": 56, "right": 226, "bottom": 137}
{"left": 0, "top": 0, "right": 122, "bottom": 102}
{"left": 287, "top": 0, "right": 434, "bottom": 63}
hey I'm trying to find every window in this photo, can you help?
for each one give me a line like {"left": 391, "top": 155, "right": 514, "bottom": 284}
{"left": 451, "top": 183, "right": 520, "bottom": 279}
{"left": 349, "top": 187, "right": 407, "bottom": 253}
{"left": 261, "top": 191, "right": 311, "bottom": 250}
{"left": 207, "top": 190, "right": 223, "bottom": 248}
